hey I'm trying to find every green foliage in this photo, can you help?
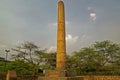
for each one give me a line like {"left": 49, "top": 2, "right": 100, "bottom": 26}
{"left": 33, "top": 49, "right": 56, "bottom": 70}
{"left": 7, "top": 60, "right": 39, "bottom": 75}
{"left": 12, "top": 41, "right": 39, "bottom": 64}
{"left": 0, "top": 62, "right": 5, "bottom": 72}
{"left": 44, "top": 52, "right": 56, "bottom": 69}
{"left": 1, "top": 40, "right": 120, "bottom": 76}
{"left": 11, "top": 42, "right": 56, "bottom": 75}
{"left": 11, "top": 42, "right": 45, "bottom": 75}
{"left": 67, "top": 40, "right": 120, "bottom": 75}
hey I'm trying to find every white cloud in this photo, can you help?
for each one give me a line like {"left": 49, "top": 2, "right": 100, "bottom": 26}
{"left": 66, "top": 21, "right": 69, "bottom": 25}
{"left": 48, "top": 22, "right": 57, "bottom": 27}
{"left": 66, "top": 34, "right": 72, "bottom": 40}
{"left": 66, "top": 34, "right": 79, "bottom": 45}
{"left": 87, "top": 7, "right": 96, "bottom": 11}
{"left": 78, "top": 34, "right": 94, "bottom": 48}
{"left": 0, "top": 44, "right": 7, "bottom": 49}
{"left": 80, "top": 35, "right": 91, "bottom": 43}
{"left": 47, "top": 46, "right": 56, "bottom": 52}
{"left": 87, "top": 7, "right": 97, "bottom": 21}
{"left": 90, "top": 12, "right": 96, "bottom": 21}
{"left": 88, "top": 7, "right": 92, "bottom": 10}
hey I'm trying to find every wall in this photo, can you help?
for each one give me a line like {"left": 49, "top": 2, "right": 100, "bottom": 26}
{"left": 83, "top": 76, "right": 120, "bottom": 80}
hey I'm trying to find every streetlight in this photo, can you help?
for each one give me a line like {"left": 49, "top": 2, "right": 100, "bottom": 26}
{"left": 5, "top": 49, "right": 10, "bottom": 71}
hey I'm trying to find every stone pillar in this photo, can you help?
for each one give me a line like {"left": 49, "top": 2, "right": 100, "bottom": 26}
{"left": 6, "top": 70, "right": 17, "bottom": 80}
{"left": 56, "top": 0, "right": 66, "bottom": 71}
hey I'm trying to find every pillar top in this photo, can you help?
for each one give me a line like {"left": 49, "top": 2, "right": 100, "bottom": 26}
{"left": 58, "top": 0, "right": 64, "bottom": 3}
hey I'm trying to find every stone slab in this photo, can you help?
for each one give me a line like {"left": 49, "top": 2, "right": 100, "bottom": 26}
{"left": 45, "top": 70, "right": 66, "bottom": 77}
{"left": 38, "top": 76, "right": 84, "bottom": 80}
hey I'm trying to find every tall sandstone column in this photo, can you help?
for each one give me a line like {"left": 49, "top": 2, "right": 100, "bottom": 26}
{"left": 57, "top": 0, "right": 66, "bottom": 71}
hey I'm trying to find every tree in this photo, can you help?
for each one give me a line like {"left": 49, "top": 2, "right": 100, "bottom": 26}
{"left": 10, "top": 40, "right": 120, "bottom": 75}
{"left": 44, "top": 52, "right": 56, "bottom": 69}
{"left": 11, "top": 41, "right": 46, "bottom": 75}
{"left": 7, "top": 60, "right": 39, "bottom": 75}
{"left": 11, "top": 41, "right": 57, "bottom": 75}
{"left": 94, "top": 40, "right": 120, "bottom": 66}
{"left": 70, "top": 40, "right": 120, "bottom": 75}
{"left": 12, "top": 42, "right": 39, "bottom": 64}
{"left": 35, "top": 50, "right": 56, "bottom": 70}
{"left": 71, "top": 47, "right": 100, "bottom": 75}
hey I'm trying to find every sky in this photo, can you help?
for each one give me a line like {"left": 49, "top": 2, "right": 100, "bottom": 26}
{"left": 0, "top": 0, "right": 120, "bottom": 58}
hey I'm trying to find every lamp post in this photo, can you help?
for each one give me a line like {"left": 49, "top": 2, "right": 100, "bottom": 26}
{"left": 5, "top": 49, "right": 10, "bottom": 71}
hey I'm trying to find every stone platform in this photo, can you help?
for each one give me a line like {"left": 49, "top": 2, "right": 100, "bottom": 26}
{"left": 45, "top": 70, "right": 66, "bottom": 77}
{"left": 39, "top": 70, "right": 84, "bottom": 80}
{"left": 38, "top": 77, "right": 84, "bottom": 80}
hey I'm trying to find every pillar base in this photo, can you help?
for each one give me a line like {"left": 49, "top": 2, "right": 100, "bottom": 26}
{"left": 38, "top": 76, "right": 84, "bottom": 80}
{"left": 45, "top": 70, "right": 66, "bottom": 77}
